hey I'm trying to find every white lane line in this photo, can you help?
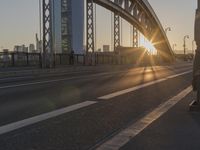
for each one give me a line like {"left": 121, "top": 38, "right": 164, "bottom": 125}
{"left": 0, "top": 76, "right": 80, "bottom": 89}
{"left": 96, "top": 86, "right": 192, "bottom": 150}
{"left": 98, "top": 70, "right": 192, "bottom": 100}
{"left": 0, "top": 101, "right": 97, "bottom": 135}
{"left": 0, "top": 70, "right": 94, "bottom": 81}
{"left": 0, "top": 67, "right": 167, "bottom": 89}
{"left": 0, "top": 72, "right": 118, "bottom": 89}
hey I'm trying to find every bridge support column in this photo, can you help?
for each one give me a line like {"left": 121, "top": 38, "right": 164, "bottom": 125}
{"left": 86, "top": 0, "right": 95, "bottom": 65}
{"left": 114, "top": 14, "right": 120, "bottom": 51}
{"left": 133, "top": 26, "right": 138, "bottom": 47}
{"left": 42, "top": 0, "right": 54, "bottom": 68}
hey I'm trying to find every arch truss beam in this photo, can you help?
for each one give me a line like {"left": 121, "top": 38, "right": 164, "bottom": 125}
{"left": 93, "top": 0, "right": 174, "bottom": 59}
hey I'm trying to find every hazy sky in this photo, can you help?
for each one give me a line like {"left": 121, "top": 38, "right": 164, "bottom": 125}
{"left": 0, "top": 0, "right": 39, "bottom": 51}
{"left": 148, "top": 0, "right": 196, "bottom": 52}
{"left": 0, "top": 0, "right": 197, "bottom": 52}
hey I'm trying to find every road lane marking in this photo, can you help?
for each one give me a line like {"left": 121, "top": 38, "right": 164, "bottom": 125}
{"left": 96, "top": 86, "right": 192, "bottom": 150}
{"left": 0, "top": 101, "right": 97, "bottom": 135}
{"left": 0, "top": 66, "right": 191, "bottom": 89}
{"left": 98, "top": 70, "right": 192, "bottom": 100}
{"left": 0, "top": 71, "right": 123, "bottom": 89}
{"left": 0, "top": 69, "right": 146, "bottom": 89}
{"left": 0, "top": 77, "right": 82, "bottom": 89}
{"left": 0, "top": 70, "right": 94, "bottom": 81}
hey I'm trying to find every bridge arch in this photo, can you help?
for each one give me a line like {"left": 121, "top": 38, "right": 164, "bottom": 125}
{"left": 87, "top": 0, "right": 174, "bottom": 62}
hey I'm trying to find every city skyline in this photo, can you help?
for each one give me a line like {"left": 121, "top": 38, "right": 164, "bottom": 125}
{"left": 0, "top": 0, "right": 197, "bottom": 53}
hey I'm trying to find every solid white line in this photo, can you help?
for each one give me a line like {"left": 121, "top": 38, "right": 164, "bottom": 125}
{"left": 0, "top": 77, "right": 79, "bottom": 89}
{"left": 0, "top": 72, "right": 118, "bottom": 89}
{"left": 0, "top": 70, "right": 94, "bottom": 81}
{"left": 98, "top": 70, "right": 192, "bottom": 100}
{"left": 96, "top": 86, "right": 192, "bottom": 150}
{"left": 0, "top": 67, "right": 166, "bottom": 89}
{"left": 0, "top": 101, "right": 97, "bottom": 135}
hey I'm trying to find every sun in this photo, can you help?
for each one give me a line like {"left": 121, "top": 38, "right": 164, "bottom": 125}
{"left": 139, "top": 34, "right": 157, "bottom": 55}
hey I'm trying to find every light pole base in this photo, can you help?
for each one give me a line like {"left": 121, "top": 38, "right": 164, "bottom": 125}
{"left": 189, "top": 100, "right": 200, "bottom": 111}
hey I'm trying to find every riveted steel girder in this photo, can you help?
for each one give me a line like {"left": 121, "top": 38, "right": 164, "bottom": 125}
{"left": 114, "top": 14, "right": 120, "bottom": 51}
{"left": 93, "top": 0, "right": 174, "bottom": 59}
{"left": 86, "top": 0, "right": 95, "bottom": 53}
{"left": 42, "top": 0, "right": 53, "bottom": 68}
{"left": 133, "top": 26, "right": 138, "bottom": 47}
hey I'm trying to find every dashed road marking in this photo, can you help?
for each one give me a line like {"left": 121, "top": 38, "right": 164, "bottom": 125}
{"left": 0, "top": 69, "right": 192, "bottom": 137}
{"left": 0, "top": 101, "right": 97, "bottom": 135}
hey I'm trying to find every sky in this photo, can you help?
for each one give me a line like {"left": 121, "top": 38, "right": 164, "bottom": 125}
{"left": 0, "top": 0, "right": 39, "bottom": 51}
{"left": 148, "top": 0, "right": 197, "bottom": 53}
{"left": 0, "top": 0, "right": 197, "bottom": 53}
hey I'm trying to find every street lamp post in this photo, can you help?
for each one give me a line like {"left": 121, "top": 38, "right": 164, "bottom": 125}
{"left": 39, "top": 0, "right": 42, "bottom": 43}
{"left": 39, "top": 0, "right": 42, "bottom": 68}
{"left": 172, "top": 44, "right": 177, "bottom": 51}
{"left": 183, "top": 35, "right": 189, "bottom": 60}
{"left": 165, "top": 27, "right": 171, "bottom": 34}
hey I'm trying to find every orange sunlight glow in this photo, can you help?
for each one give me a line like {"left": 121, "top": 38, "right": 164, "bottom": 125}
{"left": 139, "top": 34, "right": 157, "bottom": 55}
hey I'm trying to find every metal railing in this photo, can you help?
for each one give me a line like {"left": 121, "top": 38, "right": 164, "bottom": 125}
{"left": 0, "top": 51, "right": 160, "bottom": 68}
{"left": 0, "top": 52, "right": 86, "bottom": 68}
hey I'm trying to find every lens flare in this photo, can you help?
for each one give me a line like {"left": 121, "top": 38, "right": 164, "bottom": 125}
{"left": 140, "top": 34, "right": 157, "bottom": 55}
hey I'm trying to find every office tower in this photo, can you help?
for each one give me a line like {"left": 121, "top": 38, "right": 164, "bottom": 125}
{"left": 52, "top": 0, "right": 84, "bottom": 54}
{"left": 29, "top": 44, "right": 35, "bottom": 53}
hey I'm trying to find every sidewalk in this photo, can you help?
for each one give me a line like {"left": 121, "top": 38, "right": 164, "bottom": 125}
{"left": 121, "top": 91, "right": 200, "bottom": 150}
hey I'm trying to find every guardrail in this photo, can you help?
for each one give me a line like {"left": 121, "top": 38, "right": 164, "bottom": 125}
{"left": 0, "top": 52, "right": 86, "bottom": 68}
{"left": 0, "top": 52, "right": 161, "bottom": 68}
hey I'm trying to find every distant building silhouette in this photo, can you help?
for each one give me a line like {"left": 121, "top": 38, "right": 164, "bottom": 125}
{"left": 29, "top": 44, "right": 35, "bottom": 53}
{"left": 14, "top": 45, "right": 28, "bottom": 53}
{"left": 103, "top": 45, "right": 110, "bottom": 52}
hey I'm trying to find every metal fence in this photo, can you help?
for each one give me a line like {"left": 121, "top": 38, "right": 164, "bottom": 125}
{"left": 0, "top": 52, "right": 86, "bottom": 68}
{"left": 0, "top": 52, "right": 41, "bottom": 67}
{"left": 0, "top": 52, "right": 160, "bottom": 68}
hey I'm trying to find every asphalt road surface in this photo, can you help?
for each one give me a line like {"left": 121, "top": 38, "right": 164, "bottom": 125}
{"left": 0, "top": 62, "right": 195, "bottom": 150}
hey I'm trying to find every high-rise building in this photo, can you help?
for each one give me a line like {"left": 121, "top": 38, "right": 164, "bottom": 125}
{"left": 14, "top": 45, "right": 28, "bottom": 53}
{"left": 3, "top": 49, "right": 9, "bottom": 53}
{"left": 51, "top": 0, "right": 84, "bottom": 54}
{"left": 103, "top": 45, "right": 110, "bottom": 52}
{"left": 29, "top": 44, "right": 35, "bottom": 53}
{"left": 2, "top": 49, "right": 9, "bottom": 62}
{"left": 36, "top": 34, "right": 42, "bottom": 53}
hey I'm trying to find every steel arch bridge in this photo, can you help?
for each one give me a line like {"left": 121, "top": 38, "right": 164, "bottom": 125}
{"left": 86, "top": 0, "right": 174, "bottom": 60}
{"left": 42, "top": 0, "right": 175, "bottom": 67}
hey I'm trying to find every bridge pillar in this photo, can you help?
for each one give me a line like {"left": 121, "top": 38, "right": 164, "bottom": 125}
{"left": 86, "top": 0, "right": 95, "bottom": 65}
{"left": 86, "top": 0, "right": 95, "bottom": 53}
{"left": 133, "top": 26, "right": 138, "bottom": 47}
{"left": 42, "top": 0, "right": 54, "bottom": 68}
{"left": 114, "top": 14, "right": 120, "bottom": 51}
